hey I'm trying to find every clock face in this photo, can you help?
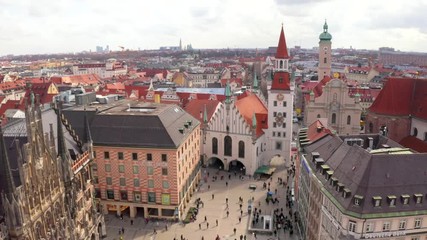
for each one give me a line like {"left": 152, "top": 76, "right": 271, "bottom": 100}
{"left": 276, "top": 93, "right": 284, "bottom": 101}
{"left": 323, "top": 47, "right": 328, "bottom": 51}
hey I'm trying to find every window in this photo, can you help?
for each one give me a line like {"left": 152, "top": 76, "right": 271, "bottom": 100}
{"left": 348, "top": 221, "right": 356, "bottom": 233}
{"left": 104, "top": 151, "right": 110, "bottom": 159}
{"left": 387, "top": 195, "right": 396, "bottom": 207}
{"left": 275, "top": 141, "right": 282, "bottom": 150}
{"left": 273, "top": 132, "right": 276, "bottom": 137}
{"left": 373, "top": 196, "right": 382, "bottom": 207}
{"left": 133, "top": 179, "right": 140, "bottom": 187}
{"left": 93, "top": 176, "right": 98, "bottom": 184}
{"left": 278, "top": 132, "right": 281, "bottom": 137}
{"left": 120, "top": 190, "right": 127, "bottom": 200}
{"left": 119, "top": 165, "right": 125, "bottom": 173}
{"left": 162, "top": 193, "right": 171, "bottom": 205}
{"left": 354, "top": 198, "right": 360, "bottom": 206}
{"left": 399, "top": 220, "right": 407, "bottom": 230}
{"left": 148, "top": 192, "right": 156, "bottom": 203}
{"left": 105, "top": 164, "right": 111, "bottom": 172}
{"left": 92, "top": 163, "right": 98, "bottom": 171}
{"left": 415, "top": 194, "right": 423, "bottom": 204}
{"left": 273, "top": 112, "right": 277, "bottom": 117}
{"left": 411, "top": 237, "right": 420, "bottom": 240}
{"left": 413, "top": 127, "right": 418, "bottom": 137}
{"left": 118, "top": 152, "right": 124, "bottom": 160}
{"left": 273, "top": 122, "right": 277, "bottom": 128}
{"left": 347, "top": 115, "right": 351, "bottom": 125}
{"left": 147, "top": 153, "right": 152, "bottom": 161}
{"left": 282, "top": 123, "right": 286, "bottom": 128}
{"left": 106, "top": 177, "right": 112, "bottom": 185}
{"left": 274, "top": 101, "right": 277, "bottom": 106}
{"left": 134, "top": 192, "right": 141, "bottom": 202}
{"left": 414, "top": 218, "right": 422, "bottom": 229}
{"left": 148, "top": 180, "right": 154, "bottom": 188}
{"left": 133, "top": 166, "right": 139, "bottom": 174}
{"left": 162, "top": 168, "right": 168, "bottom": 175}
{"left": 162, "top": 154, "right": 167, "bottom": 162}
{"left": 238, "top": 141, "right": 245, "bottom": 158}
{"left": 224, "top": 136, "right": 232, "bottom": 156}
{"left": 107, "top": 190, "right": 114, "bottom": 199}
{"left": 365, "top": 222, "right": 374, "bottom": 233}
{"left": 317, "top": 114, "right": 321, "bottom": 118}
{"left": 147, "top": 166, "right": 153, "bottom": 175}
{"left": 324, "top": 57, "right": 327, "bottom": 64}
{"left": 120, "top": 178, "right": 126, "bottom": 186}
{"left": 282, "top": 132, "right": 286, "bottom": 138}
{"left": 212, "top": 137, "right": 218, "bottom": 154}
{"left": 382, "top": 221, "right": 390, "bottom": 231}
{"left": 279, "top": 77, "right": 283, "bottom": 84}
{"left": 331, "top": 113, "right": 337, "bottom": 124}
{"left": 132, "top": 153, "right": 138, "bottom": 160}
{"left": 162, "top": 181, "right": 169, "bottom": 189}
{"left": 283, "top": 101, "right": 287, "bottom": 107}
{"left": 402, "top": 195, "right": 410, "bottom": 205}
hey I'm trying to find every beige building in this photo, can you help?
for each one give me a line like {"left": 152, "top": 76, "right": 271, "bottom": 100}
{"left": 297, "top": 126, "right": 427, "bottom": 240}
{"left": 305, "top": 78, "right": 362, "bottom": 135}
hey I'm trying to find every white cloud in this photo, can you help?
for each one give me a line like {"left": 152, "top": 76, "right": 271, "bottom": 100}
{"left": 0, "top": 0, "right": 426, "bottom": 55}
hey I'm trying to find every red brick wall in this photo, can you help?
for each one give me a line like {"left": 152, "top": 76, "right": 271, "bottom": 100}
{"left": 365, "top": 113, "right": 410, "bottom": 142}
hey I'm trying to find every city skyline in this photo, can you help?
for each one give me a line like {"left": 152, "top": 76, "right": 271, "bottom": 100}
{"left": 1, "top": 0, "right": 427, "bottom": 55}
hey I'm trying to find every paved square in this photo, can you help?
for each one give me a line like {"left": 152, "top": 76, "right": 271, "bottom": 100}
{"left": 104, "top": 166, "right": 300, "bottom": 240}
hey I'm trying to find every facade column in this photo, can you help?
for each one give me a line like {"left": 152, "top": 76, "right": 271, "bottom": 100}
{"left": 130, "top": 206, "right": 136, "bottom": 218}
{"left": 144, "top": 208, "right": 148, "bottom": 218}
{"left": 116, "top": 204, "right": 121, "bottom": 217}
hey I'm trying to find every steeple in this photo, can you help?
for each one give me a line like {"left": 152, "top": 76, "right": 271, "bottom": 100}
{"left": 225, "top": 80, "right": 232, "bottom": 105}
{"left": 203, "top": 104, "right": 208, "bottom": 124}
{"left": 253, "top": 72, "right": 259, "bottom": 91}
{"left": 0, "top": 121, "right": 16, "bottom": 196}
{"left": 276, "top": 24, "right": 290, "bottom": 59}
{"left": 319, "top": 19, "right": 332, "bottom": 41}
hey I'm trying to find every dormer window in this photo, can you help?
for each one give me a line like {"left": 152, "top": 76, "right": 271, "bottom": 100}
{"left": 354, "top": 195, "right": 364, "bottom": 206}
{"left": 343, "top": 188, "right": 351, "bottom": 198}
{"left": 320, "top": 164, "right": 330, "bottom": 175}
{"left": 401, "top": 194, "right": 410, "bottom": 205}
{"left": 326, "top": 170, "right": 334, "bottom": 180}
{"left": 414, "top": 194, "right": 423, "bottom": 204}
{"left": 337, "top": 183, "right": 344, "bottom": 192}
{"left": 331, "top": 177, "right": 338, "bottom": 186}
{"left": 387, "top": 195, "right": 396, "bottom": 207}
{"left": 373, "top": 196, "right": 382, "bottom": 207}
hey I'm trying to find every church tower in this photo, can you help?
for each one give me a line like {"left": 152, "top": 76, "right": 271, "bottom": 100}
{"left": 267, "top": 25, "right": 294, "bottom": 165}
{"left": 318, "top": 20, "right": 332, "bottom": 81}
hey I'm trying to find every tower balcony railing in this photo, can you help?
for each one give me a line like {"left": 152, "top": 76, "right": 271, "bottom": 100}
{"left": 72, "top": 151, "right": 90, "bottom": 174}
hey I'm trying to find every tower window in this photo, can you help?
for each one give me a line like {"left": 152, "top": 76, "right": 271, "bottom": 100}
{"left": 324, "top": 57, "right": 327, "bottom": 64}
{"left": 279, "top": 77, "right": 283, "bottom": 84}
{"left": 331, "top": 113, "right": 336, "bottom": 124}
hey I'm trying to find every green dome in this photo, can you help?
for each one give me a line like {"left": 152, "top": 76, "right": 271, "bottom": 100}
{"left": 319, "top": 20, "right": 332, "bottom": 41}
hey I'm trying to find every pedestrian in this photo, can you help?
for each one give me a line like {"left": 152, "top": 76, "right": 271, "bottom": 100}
{"left": 244, "top": 235, "right": 246, "bottom": 240}
{"left": 233, "top": 228, "right": 236, "bottom": 235}
{"left": 130, "top": 219, "right": 133, "bottom": 225}
{"left": 239, "top": 204, "right": 242, "bottom": 210}
{"left": 118, "top": 230, "right": 121, "bottom": 235}
{"left": 208, "top": 185, "right": 210, "bottom": 190}
{"left": 212, "top": 194, "right": 214, "bottom": 200}
{"left": 226, "top": 203, "right": 229, "bottom": 210}
{"left": 240, "top": 235, "right": 243, "bottom": 240}
{"left": 154, "top": 228, "right": 157, "bottom": 234}
{"left": 229, "top": 174, "right": 231, "bottom": 180}
{"left": 216, "top": 219, "right": 218, "bottom": 226}
{"left": 240, "top": 210, "right": 243, "bottom": 216}
{"left": 254, "top": 232, "right": 257, "bottom": 239}
{"left": 122, "top": 227, "right": 125, "bottom": 234}
{"left": 207, "top": 222, "right": 209, "bottom": 228}
{"left": 205, "top": 216, "right": 207, "bottom": 222}
{"left": 226, "top": 181, "right": 228, "bottom": 187}
{"left": 165, "top": 224, "right": 168, "bottom": 231}
{"left": 227, "top": 211, "right": 229, "bottom": 217}
{"left": 239, "top": 217, "right": 241, "bottom": 223}
{"left": 226, "top": 198, "right": 228, "bottom": 204}
{"left": 199, "top": 223, "right": 201, "bottom": 229}
{"left": 275, "top": 189, "right": 277, "bottom": 195}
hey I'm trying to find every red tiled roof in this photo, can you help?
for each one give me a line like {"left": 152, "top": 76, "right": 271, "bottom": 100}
{"left": 276, "top": 26, "right": 289, "bottom": 59}
{"left": 271, "top": 72, "right": 291, "bottom": 91}
{"left": 235, "top": 93, "right": 268, "bottom": 137}
{"left": 399, "top": 136, "right": 427, "bottom": 153}
{"left": 369, "top": 77, "right": 427, "bottom": 119}
{"left": 312, "top": 76, "right": 332, "bottom": 97}
{"left": 183, "top": 99, "right": 221, "bottom": 128}
{"left": 307, "top": 119, "right": 332, "bottom": 143}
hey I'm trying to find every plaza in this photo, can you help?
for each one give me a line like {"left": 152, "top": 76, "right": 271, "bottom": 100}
{"left": 104, "top": 166, "right": 300, "bottom": 240}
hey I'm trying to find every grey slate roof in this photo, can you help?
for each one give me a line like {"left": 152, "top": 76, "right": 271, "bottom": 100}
{"left": 62, "top": 100, "right": 200, "bottom": 148}
{"left": 304, "top": 133, "right": 427, "bottom": 216}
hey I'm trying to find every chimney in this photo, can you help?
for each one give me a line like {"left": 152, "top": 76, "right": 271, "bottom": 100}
{"left": 368, "top": 137, "right": 373, "bottom": 149}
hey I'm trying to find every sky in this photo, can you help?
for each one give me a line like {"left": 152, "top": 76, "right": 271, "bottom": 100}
{"left": 1, "top": 0, "right": 427, "bottom": 55}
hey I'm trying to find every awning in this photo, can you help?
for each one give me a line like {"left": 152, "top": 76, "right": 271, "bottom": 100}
{"left": 254, "top": 165, "right": 276, "bottom": 175}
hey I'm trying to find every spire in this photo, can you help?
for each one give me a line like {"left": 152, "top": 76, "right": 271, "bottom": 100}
{"left": 225, "top": 80, "right": 232, "bottom": 104}
{"left": 203, "top": 104, "right": 208, "bottom": 123}
{"left": 57, "top": 102, "right": 68, "bottom": 162}
{"left": 253, "top": 72, "right": 258, "bottom": 90}
{"left": 319, "top": 19, "right": 332, "bottom": 41}
{"left": 252, "top": 113, "right": 257, "bottom": 129}
{"left": 0, "top": 121, "right": 16, "bottom": 196}
{"left": 148, "top": 79, "right": 154, "bottom": 91}
{"left": 275, "top": 24, "right": 289, "bottom": 59}
{"left": 323, "top": 19, "right": 328, "bottom": 33}
{"left": 83, "top": 108, "right": 93, "bottom": 144}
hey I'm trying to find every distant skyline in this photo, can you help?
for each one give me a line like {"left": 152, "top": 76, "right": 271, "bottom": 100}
{"left": 1, "top": 0, "right": 427, "bottom": 55}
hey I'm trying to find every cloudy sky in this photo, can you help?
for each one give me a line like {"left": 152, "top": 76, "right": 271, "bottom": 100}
{"left": 1, "top": 0, "right": 426, "bottom": 55}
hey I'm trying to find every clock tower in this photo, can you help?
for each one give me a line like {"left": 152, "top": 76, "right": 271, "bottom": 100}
{"left": 318, "top": 20, "right": 332, "bottom": 81}
{"left": 267, "top": 24, "right": 294, "bottom": 165}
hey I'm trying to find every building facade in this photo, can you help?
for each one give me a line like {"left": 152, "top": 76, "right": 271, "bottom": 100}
{"left": 72, "top": 59, "right": 127, "bottom": 79}
{"left": 297, "top": 125, "right": 427, "bottom": 240}
{"left": 0, "top": 99, "right": 104, "bottom": 240}
{"left": 62, "top": 101, "right": 201, "bottom": 220}
{"left": 305, "top": 78, "right": 362, "bottom": 135}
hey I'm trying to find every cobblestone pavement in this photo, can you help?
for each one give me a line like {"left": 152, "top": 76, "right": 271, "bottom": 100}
{"left": 104, "top": 166, "right": 300, "bottom": 240}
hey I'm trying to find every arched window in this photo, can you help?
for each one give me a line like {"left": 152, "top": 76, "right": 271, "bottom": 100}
{"left": 317, "top": 114, "right": 321, "bottom": 118}
{"left": 324, "top": 57, "right": 327, "bottom": 64}
{"left": 238, "top": 141, "right": 245, "bottom": 158}
{"left": 347, "top": 115, "right": 351, "bottom": 125}
{"left": 224, "top": 136, "right": 232, "bottom": 156}
{"left": 331, "top": 113, "right": 337, "bottom": 124}
{"left": 413, "top": 128, "right": 418, "bottom": 137}
{"left": 212, "top": 138, "right": 218, "bottom": 155}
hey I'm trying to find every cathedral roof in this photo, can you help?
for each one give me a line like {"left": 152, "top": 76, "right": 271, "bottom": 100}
{"left": 183, "top": 99, "right": 221, "bottom": 128}
{"left": 235, "top": 93, "right": 268, "bottom": 137}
